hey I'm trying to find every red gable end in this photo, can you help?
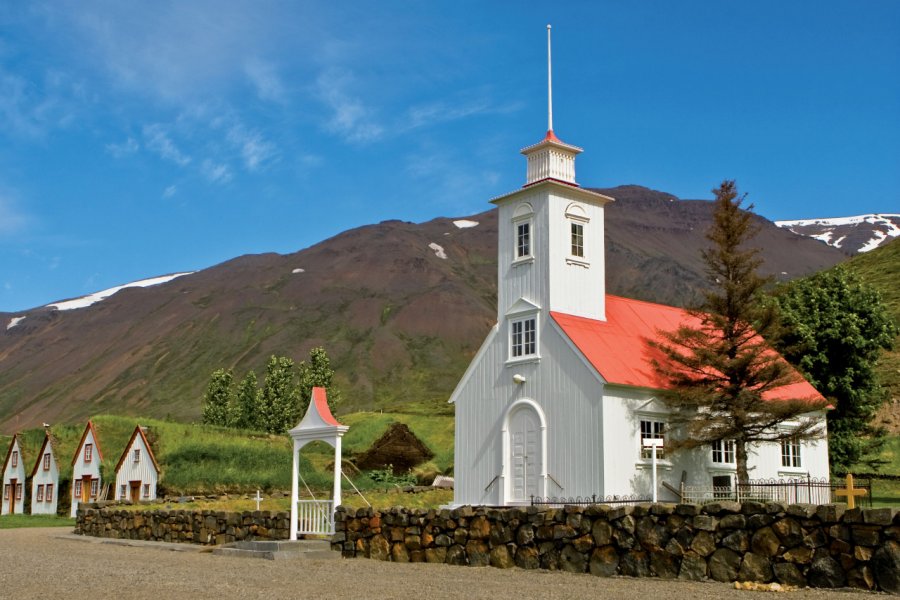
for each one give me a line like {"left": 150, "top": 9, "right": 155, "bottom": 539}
{"left": 551, "top": 295, "right": 825, "bottom": 404}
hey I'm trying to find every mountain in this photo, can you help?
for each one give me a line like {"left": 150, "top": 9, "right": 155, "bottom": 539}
{"left": 0, "top": 185, "right": 849, "bottom": 433}
{"left": 775, "top": 214, "right": 900, "bottom": 254}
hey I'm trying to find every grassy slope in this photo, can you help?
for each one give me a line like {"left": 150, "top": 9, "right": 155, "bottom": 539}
{"left": 845, "top": 238, "right": 900, "bottom": 404}
{"left": 2, "top": 413, "right": 454, "bottom": 498}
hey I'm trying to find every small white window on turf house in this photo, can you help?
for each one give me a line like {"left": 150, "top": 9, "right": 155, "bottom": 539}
{"left": 11, "top": 450, "right": 17, "bottom": 468}
{"left": 84, "top": 444, "right": 93, "bottom": 463}
{"left": 36, "top": 485, "right": 44, "bottom": 502}
{"left": 711, "top": 439, "right": 735, "bottom": 464}
{"left": 90, "top": 479, "right": 99, "bottom": 498}
{"left": 16, "top": 483, "right": 22, "bottom": 500}
{"left": 781, "top": 438, "right": 802, "bottom": 468}
{"left": 640, "top": 419, "right": 666, "bottom": 459}
{"left": 120, "top": 485, "right": 127, "bottom": 500}
{"left": 510, "top": 317, "right": 537, "bottom": 359}
{"left": 143, "top": 484, "right": 150, "bottom": 499}
{"left": 43, "top": 453, "right": 50, "bottom": 470}
{"left": 73, "top": 480, "right": 82, "bottom": 498}
{"left": 134, "top": 448, "right": 140, "bottom": 463}
{"left": 46, "top": 484, "right": 53, "bottom": 502}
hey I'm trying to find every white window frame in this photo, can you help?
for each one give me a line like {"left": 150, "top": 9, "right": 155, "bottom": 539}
{"left": 514, "top": 218, "right": 533, "bottom": 262}
{"left": 134, "top": 448, "right": 141, "bottom": 463}
{"left": 46, "top": 484, "right": 53, "bottom": 503}
{"left": 84, "top": 443, "right": 93, "bottom": 463}
{"left": 120, "top": 484, "right": 127, "bottom": 500}
{"left": 36, "top": 484, "right": 44, "bottom": 502}
{"left": 73, "top": 480, "right": 82, "bottom": 498}
{"left": 11, "top": 450, "right": 17, "bottom": 468}
{"left": 143, "top": 483, "right": 150, "bottom": 499}
{"left": 711, "top": 439, "right": 736, "bottom": 465}
{"left": 565, "top": 203, "right": 590, "bottom": 267}
{"left": 3, "top": 484, "right": 9, "bottom": 500}
{"left": 570, "top": 221, "right": 585, "bottom": 258}
{"left": 640, "top": 419, "right": 666, "bottom": 460}
{"left": 781, "top": 438, "right": 802, "bottom": 468}
{"left": 43, "top": 453, "right": 51, "bottom": 471}
{"left": 509, "top": 316, "right": 538, "bottom": 360}
{"left": 90, "top": 479, "right": 99, "bottom": 498}
{"left": 15, "top": 483, "right": 22, "bottom": 500}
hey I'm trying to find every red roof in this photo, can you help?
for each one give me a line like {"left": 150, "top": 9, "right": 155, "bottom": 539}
{"left": 551, "top": 295, "right": 826, "bottom": 404}
{"left": 311, "top": 387, "right": 341, "bottom": 427}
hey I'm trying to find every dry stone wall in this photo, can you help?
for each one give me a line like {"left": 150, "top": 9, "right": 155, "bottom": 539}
{"left": 334, "top": 503, "right": 900, "bottom": 594}
{"left": 75, "top": 503, "right": 290, "bottom": 545}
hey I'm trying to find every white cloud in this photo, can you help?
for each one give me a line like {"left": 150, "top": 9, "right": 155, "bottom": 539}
{"left": 316, "top": 69, "right": 383, "bottom": 144}
{"left": 105, "top": 136, "right": 139, "bottom": 158}
{"left": 202, "top": 159, "right": 232, "bottom": 184}
{"left": 0, "top": 192, "right": 29, "bottom": 236}
{"left": 244, "top": 58, "right": 285, "bottom": 103}
{"left": 143, "top": 123, "right": 191, "bottom": 166}
{"left": 162, "top": 185, "right": 177, "bottom": 198}
{"left": 227, "top": 124, "right": 276, "bottom": 171}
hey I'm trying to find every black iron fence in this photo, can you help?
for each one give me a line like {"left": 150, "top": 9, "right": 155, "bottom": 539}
{"left": 681, "top": 476, "right": 873, "bottom": 507}
{"left": 531, "top": 494, "right": 651, "bottom": 507}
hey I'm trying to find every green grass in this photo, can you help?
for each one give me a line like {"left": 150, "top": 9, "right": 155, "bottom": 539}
{"left": 0, "top": 514, "right": 75, "bottom": 529}
{"left": 870, "top": 478, "right": 900, "bottom": 508}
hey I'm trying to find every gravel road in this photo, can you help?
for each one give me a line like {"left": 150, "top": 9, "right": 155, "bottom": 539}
{"left": 0, "top": 528, "right": 884, "bottom": 599}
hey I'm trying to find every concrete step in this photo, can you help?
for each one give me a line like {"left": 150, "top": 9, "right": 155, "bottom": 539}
{"left": 212, "top": 539, "right": 338, "bottom": 560}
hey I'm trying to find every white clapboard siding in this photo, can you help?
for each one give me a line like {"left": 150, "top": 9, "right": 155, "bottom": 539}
{"left": 2, "top": 436, "right": 27, "bottom": 515}
{"left": 30, "top": 434, "right": 60, "bottom": 515}
{"left": 70, "top": 422, "right": 103, "bottom": 518}
{"left": 113, "top": 427, "right": 159, "bottom": 502}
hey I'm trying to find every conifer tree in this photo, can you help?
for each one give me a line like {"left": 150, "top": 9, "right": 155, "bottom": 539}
{"left": 775, "top": 265, "right": 896, "bottom": 472}
{"left": 651, "top": 180, "right": 827, "bottom": 483}
{"left": 201, "top": 368, "right": 234, "bottom": 426}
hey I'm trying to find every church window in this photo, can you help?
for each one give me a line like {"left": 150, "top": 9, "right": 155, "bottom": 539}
{"left": 43, "top": 453, "right": 51, "bottom": 470}
{"left": 516, "top": 221, "right": 531, "bottom": 259}
{"left": 781, "top": 438, "right": 801, "bottom": 468}
{"left": 511, "top": 317, "right": 537, "bottom": 358}
{"left": 570, "top": 222, "right": 584, "bottom": 257}
{"left": 640, "top": 419, "right": 665, "bottom": 459}
{"left": 711, "top": 440, "right": 735, "bottom": 464}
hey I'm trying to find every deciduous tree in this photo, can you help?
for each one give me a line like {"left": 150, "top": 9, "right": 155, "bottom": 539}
{"left": 201, "top": 368, "right": 234, "bottom": 426}
{"left": 775, "top": 265, "right": 896, "bottom": 472}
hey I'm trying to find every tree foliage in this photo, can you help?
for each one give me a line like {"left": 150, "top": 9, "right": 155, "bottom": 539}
{"left": 651, "top": 180, "right": 827, "bottom": 483}
{"left": 774, "top": 265, "right": 897, "bottom": 473}
{"left": 201, "top": 368, "right": 233, "bottom": 426}
{"left": 200, "top": 347, "right": 341, "bottom": 434}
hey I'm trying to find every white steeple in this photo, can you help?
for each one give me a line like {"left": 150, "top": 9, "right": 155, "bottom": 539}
{"left": 521, "top": 24, "right": 582, "bottom": 187}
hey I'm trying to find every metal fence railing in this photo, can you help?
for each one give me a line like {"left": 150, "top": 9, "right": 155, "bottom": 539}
{"left": 531, "top": 494, "right": 651, "bottom": 507}
{"left": 680, "top": 477, "right": 872, "bottom": 507}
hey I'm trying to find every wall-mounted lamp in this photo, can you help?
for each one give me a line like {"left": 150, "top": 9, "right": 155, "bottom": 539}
{"left": 512, "top": 374, "right": 526, "bottom": 384}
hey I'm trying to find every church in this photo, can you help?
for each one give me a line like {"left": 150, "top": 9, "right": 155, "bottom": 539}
{"left": 449, "top": 29, "right": 829, "bottom": 507}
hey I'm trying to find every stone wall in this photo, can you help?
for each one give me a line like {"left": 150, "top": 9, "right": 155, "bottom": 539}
{"left": 334, "top": 502, "right": 900, "bottom": 593}
{"left": 75, "top": 504, "right": 290, "bottom": 545}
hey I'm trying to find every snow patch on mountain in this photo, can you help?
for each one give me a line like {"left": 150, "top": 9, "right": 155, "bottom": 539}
{"left": 428, "top": 243, "right": 447, "bottom": 259}
{"left": 453, "top": 220, "right": 479, "bottom": 229}
{"left": 48, "top": 272, "right": 193, "bottom": 311}
{"left": 292, "top": 268, "right": 305, "bottom": 274}
{"left": 6, "top": 316, "right": 25, "bottom": 330}
{"left": 775, "top": 214, "right": 900, "bottom": 253}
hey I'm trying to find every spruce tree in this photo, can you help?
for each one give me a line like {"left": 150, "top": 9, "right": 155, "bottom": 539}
{"left": 201, "top": 368, "right": 234, "bottom": 426}
{"left": 651, "top": 180, "right": 827, "bottom": 483}
{"left": 775, "top": 265, "right": 896, "bottom": 472}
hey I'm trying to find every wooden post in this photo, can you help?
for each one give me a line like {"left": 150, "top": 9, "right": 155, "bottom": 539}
{"left": 834, "top": 473, "right": 867, "bottom": 509}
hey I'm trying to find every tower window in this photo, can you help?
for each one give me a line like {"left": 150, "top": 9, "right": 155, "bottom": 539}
{"left": 511, "top": 317, "right": 537, "bottom": 358}
{"left": 516, "top": 221, "right": 531, "bottom": 259}
{"left": 570, "top": 222, "right": 584, "bottom": 257}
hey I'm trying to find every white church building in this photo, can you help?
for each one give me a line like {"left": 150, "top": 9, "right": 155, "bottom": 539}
{"left": 449, "top": 29, "right": 829, "bottom": 507}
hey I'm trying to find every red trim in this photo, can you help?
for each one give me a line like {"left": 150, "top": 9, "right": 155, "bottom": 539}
{"left": 1, "top": 434, "right": 20, "bottom": 476}
{"left": 523, "top": 177, "right": 581, "bottom": 189}
{"left": 71, "top": 421, "right": 104, "bottom": 466}
{"left": 114, "top": 426, "right": 161, "bottom": 475}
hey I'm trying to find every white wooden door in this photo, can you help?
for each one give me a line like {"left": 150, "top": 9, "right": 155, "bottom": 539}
{"left": 509, "top": 408, "right": 540, "bottom": 502}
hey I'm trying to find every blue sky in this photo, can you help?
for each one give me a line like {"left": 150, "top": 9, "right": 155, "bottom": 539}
{"left": 1, "top": 1, "right": 898, "bottom": 312}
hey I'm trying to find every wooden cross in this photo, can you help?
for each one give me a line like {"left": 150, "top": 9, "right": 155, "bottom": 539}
{"left": 834, "top": 474, "right": 867, "bottom": 509}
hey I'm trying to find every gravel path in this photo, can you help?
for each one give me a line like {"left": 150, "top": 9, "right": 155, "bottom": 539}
{"left": 0, "top": 528, "right": 883, "bottom": 599}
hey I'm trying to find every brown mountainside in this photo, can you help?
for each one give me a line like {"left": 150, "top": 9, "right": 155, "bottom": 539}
{"left": 0, "top": 185, "right": 848, "bottom": 433}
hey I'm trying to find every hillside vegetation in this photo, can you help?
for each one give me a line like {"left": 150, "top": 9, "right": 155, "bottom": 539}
{"left": 1, "top": 413, "right": 454, "bottom": 500}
